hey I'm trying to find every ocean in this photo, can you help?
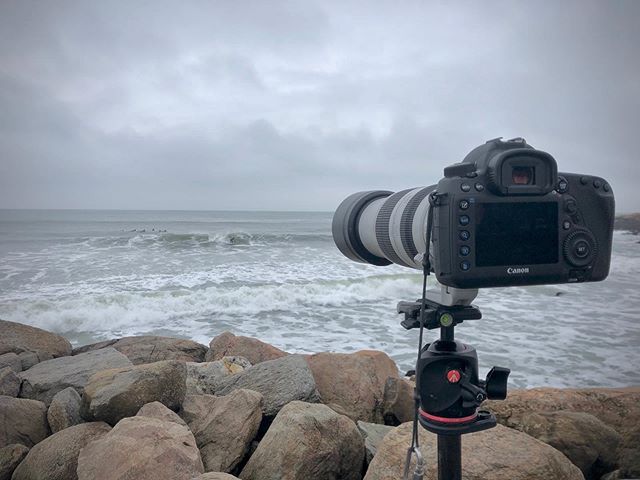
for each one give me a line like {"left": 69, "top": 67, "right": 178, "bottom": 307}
{"left": 0, "top": 209, "right": 638, "bottom": 389}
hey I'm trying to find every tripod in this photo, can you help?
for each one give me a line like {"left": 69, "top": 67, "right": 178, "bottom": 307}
{"left": 399, "top": 288, "right": 510, "bottom": 480}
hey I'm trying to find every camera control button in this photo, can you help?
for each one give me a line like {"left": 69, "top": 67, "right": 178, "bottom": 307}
{"left": 459, "top": 230, "right": 471, "bottom": 241}
{"left": 593, "top": 179, "right": 602, "bottom": 189}
{"left": 580, "top": 176, "right": 589, "bottom": 185}
{"left": 459, "top": 200, "right": 470, "bottom": 210}
{"left": 461, "top": 183, "right": 471, "bottom": 192}
{"left": 459, "top": 215, "right": 470, "bottom": 226}
{"left": 563, "top": 220, "right": 571, "bottom": 230}
{"left": 564, "top": 230, "right": 597, "bottom": 267}
{"left": 460, "top": 261, "right": 471, "bottom": 271}
{"left": 459, "top": 245, "right": 471, "bottom": 256}
{"left": 474, "top": 183, "right": 484, "bottom": 192}
{"left": 557, "top": 177, "right": 568, "bottom": 193}
{"left": 574, "top": 240, "right": 590, "bottom": 258}
{"left": 565, "top": 199, "right": 578, "bottom": 214}
{"left": 603, "top": 183, "right": 610, "bottom": 192}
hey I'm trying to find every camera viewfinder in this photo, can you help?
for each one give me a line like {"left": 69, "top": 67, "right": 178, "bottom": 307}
{"left": 512, "top": 166, "right": 534, "bottom": 185}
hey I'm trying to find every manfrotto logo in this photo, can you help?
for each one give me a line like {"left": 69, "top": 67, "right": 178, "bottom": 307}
{"left": 507, "top": 267, "right": 530, "bottom": 274}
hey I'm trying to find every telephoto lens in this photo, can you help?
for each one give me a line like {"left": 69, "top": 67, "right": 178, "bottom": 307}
{"left": 332, "top": 186, "right": 436, "bottom": 269}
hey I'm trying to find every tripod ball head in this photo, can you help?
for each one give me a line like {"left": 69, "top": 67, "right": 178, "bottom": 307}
{"left": 416, "top": 336, "right": 510, "bottom": 435}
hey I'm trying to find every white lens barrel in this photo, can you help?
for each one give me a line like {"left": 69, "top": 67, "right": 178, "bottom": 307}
{"left": 332, "top": 185, "right": 436, "bottom": 269}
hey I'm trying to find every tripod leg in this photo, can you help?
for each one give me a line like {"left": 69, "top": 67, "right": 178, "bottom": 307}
{"left": 437, "top": 435, "right": 462, "bottom": 480}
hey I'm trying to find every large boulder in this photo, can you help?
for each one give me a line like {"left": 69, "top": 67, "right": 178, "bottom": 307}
{"left": 17, "top": 351, "right": 52, "bottom": 371}
{"left": 180, "top": 390, "right": 263, "bottom": 472}
{"left": 0, "top": 353, "right": 21, "bottom": 373}
{"left": 74, "top": 336, "right": 207, "bottom": 365}
{"left": 47, "top": 387, "right": 83, "bottom": 433}
{"left": 0, "top": 396, "right": 49, "bottom": 448}
{"left": 76, "top": 415, "right": 204, "bottom": 480}
{"left": 213, "top": 355, "right": 320, "bottom": 418}
{"left": 515, "top": 410, "right": 620, "bottom": 479}
{"left": 364, "top": 422, "right": 584, "bottom": 480}
{"left": 486, "top": 387, "right": 640, "bottom": 478}
{"left": 381, "top": 377, "right": 414, "bottom": 425}
{"left": 0, "top": 444, "right": 29, "bottom": 480}
{"left": 18, "top": 347, "right": 132, "bottom": 405}
{"left": 191, "top": 474, "right": 240, "bottom": 480}
{"left": 0, "top": 368, "right": 20, "bottom": 397}
{"left": 137, "top": 401, "right": 187, "bottom": 426}
{"left": 186, "top": 356, "right": 251, "bottom": 395}
{"left": 240, "top": 401, "right": 364, "bottom": 480}
{"left": 11, "top": 422, "right": 111, "bottom": 480}
{"left": 81, "top": 360, "right": 186, "bottom": 425}
{"left": 205, "top": 332, "right": 287, "bottom": 365}
{"left": 485, "top": 387, "right": 640, "bottom": 433}
{"left": 618, "top": 427, "right": 640, "bottom": 478}
{"left": 0, "top": 319, "right": 71, "bottom": 359}
{"left": 306, "top": 350, "right": 400, "bottom": 423}
{"left": 357, "top": 421, "right": 395, "bottom": 465}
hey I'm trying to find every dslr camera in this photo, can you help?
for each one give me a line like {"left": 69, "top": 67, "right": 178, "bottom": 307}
{"left": 333, "top": 137, "right": 615, "bottom": 290}
{"left": 332, "top": 137, "right": 616, "bottom": 479}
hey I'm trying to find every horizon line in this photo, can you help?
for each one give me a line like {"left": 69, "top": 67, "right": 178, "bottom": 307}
{"left": 0, "top": 207, "right": 333, "bottom": 214}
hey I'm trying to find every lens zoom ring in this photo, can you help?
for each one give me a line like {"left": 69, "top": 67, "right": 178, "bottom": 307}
{"left": 400, "top": 186, "right": 436, "bottom": 261}
{"left": 375, "top": 189, "right": 414, "bottom": 268}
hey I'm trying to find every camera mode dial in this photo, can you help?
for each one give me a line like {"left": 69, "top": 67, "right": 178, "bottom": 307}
{"left": 563, "top": 230, "right": 597, "bottom": 267}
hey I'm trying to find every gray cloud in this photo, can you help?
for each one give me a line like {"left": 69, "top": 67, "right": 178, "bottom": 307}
{"left": 1, "top": 0, "right": 638, "bottom": 211}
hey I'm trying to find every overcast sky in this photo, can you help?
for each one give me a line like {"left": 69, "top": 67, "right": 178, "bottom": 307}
{"left": 0, "top": 1, "right": 638, "bottom": 212}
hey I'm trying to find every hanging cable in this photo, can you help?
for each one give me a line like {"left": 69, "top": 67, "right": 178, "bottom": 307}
{"left": 403, "top": 192, "right": 437, "bottom": 480}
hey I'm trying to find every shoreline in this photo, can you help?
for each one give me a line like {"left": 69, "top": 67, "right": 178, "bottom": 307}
{"left": 1, "top": 318, "right": 639, "bottom": 480}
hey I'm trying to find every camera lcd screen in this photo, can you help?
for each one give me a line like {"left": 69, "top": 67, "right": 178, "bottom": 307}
{"left": 475, "top": 202, "right": 558, "bottom": 267}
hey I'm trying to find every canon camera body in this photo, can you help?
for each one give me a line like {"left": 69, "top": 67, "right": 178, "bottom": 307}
{"left": 332, "top": 137, "right": 615, "bottom": 288}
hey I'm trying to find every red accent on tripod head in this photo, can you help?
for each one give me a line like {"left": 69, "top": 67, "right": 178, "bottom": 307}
{"left": 419, "top": 408, "right": 478, "bottom": 424}
{"left": 447, "top": 369, "right": 461, "bottom": 383}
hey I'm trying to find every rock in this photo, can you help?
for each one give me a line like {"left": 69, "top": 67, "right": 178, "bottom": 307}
{"left": 75, "top": 336, "right": 207, "bottom": 365}
{"left": 205, "top": 331, "right": 287, "bottom": 365}
{"left": 18, "top": 347, "right": 132, "bottom": 405}
{"left": 137, "top": 401, "right": 187, "bottom": 426}
{"left": 357, "top": 421, "right": 395, "bottom": 465}
{"left": 81, "top": 360, "right": 186, "bottom": 425}
{"left": 0, "top": 319, "right": 71, "bottom": 358}
{"left": 72, "top": 340, "right": 117, "bottom": 355}
{"left": 0, "top": 444, "right": 29, "bottom": 480}
{"left": 306, "top": 350, "right": 400, "bottom": 423}
{"left": 0, "top": 353, "right": 21, "bottom": 373}
{"left": 240, "top": 401, "right": 364, "bottom": 480}
{"left": 11, "top": 422, "right": 111, "bottom": 480}
{"left": 0, "top": 368, "right": 20, "bottom": 397}
{"left": 76, "top": 415, "right": 204, "bottom": 480}
{"left": 515, "top": 410, "right": 620, "bottom": 479}
{"left": 600, "top": 470, "right": 622, "bottom": 480}
{"left": 617, "top": 427, "right": 640, "bottom": 478}
{"left": 0, "top": 396, "right": 49, "bottom": 448}
{"left": 485, "top": 387, "right": 640, "bottom": 433}
{"left": 191, "top": 474, "right": 240, "bottom": 480}
{"left": 213, "top": 355, "right": 320, "bottom": 418}
{"left": 364, "top": 422, "right": 583, "bottom": 480}
{"left": 17, "top": 351, "right": 51, "bottom": 371}
{"left": 486, "top": 387, "right": 640, "bottom": 478}
{"left": 181, "top": 390, "right": 263, "bottom": 472}
{"left": 186, "top": 356, "right": 251, "bottom": 395}
{"left": 47, "top": 387, "right": 83, "bottom": 433}
{"left": 382, "top": 377, "right": 414, "bottom": 425}
{"left": 615, "top": 213, "right": 640, "bottom": 234}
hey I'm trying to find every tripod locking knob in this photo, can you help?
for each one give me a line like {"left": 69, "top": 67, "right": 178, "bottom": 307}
{"left": 484, "top": 366, "right": 510, "bottom": 400}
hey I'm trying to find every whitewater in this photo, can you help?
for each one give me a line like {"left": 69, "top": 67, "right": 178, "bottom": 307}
{"left": 0, "top": 209, "right": 638, "bottom": 389}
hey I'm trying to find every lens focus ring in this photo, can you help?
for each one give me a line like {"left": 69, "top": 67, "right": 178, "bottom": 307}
{"left": 375, "top": 189, "right": 415, "bottom": 268}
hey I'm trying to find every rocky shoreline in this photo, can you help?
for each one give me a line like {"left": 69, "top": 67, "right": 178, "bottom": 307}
{"left": 615, "top": 213, "right": 640, "bottom": 235}
{"left": 0, "top": 319, "right": 638, "bottom": 480}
